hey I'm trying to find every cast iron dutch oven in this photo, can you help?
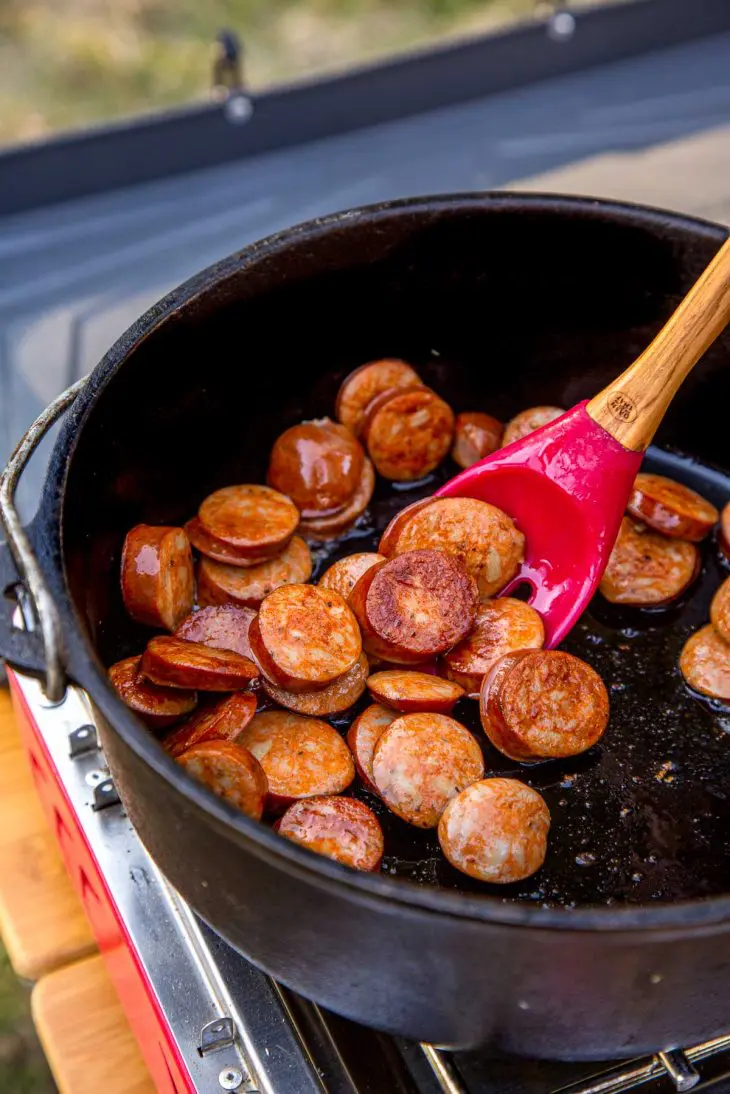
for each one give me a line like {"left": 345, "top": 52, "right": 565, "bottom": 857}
{"left": 2, "top": 194, "right": 730, "bottom": 1060}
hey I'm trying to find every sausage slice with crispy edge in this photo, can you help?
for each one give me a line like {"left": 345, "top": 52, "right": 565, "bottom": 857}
{"left": 176, "top": 741, "right": 267, "bottom": 820}
{"left": 197, "top": 536, "right": 312, "bottom": 609}
{"left": 276, "top": 796, "right": 384, "bottom": 871}
{"left": 109, "top": 655, "right": 196, "bottom": 729}
{"left": 198, "top": 484, "right": 299, "bottom": 556}
{"left": 627, "top": 473, "right": 719, "bottom": 542}
{"left": 162, "top": 693, "right": 257, "bottom": 758}
{"left": 443, "top": 597, "right": 544, "bottom": 697}
{"left": 121, "top": 524, "right": 194, "bottom": 630}
{"left": 140, "top": 636, "right": 259, "bottom": 691}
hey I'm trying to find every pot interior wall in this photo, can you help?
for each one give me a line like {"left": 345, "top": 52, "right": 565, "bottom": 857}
{"left": 59, "top": 198, "right": 730, "bottom": 908}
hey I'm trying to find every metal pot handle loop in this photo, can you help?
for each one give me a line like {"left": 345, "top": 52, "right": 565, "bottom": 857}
{"left": 0, "top": 379, "right": 86, "bottom": 702}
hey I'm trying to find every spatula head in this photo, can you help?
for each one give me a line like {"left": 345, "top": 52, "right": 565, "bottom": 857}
{"left": 435, "top": 402, "right": 644, "bottom": 647}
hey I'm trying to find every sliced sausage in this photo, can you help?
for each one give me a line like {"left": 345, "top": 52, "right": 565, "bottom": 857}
{"left": 268, "top": 418, "right": 365, "bottom": 515}
{"left": 502, "top": 406, "right": 563, "bottom": 447}
{"left": 599, "top": 517, "right": 698, "bottom": 606}
{"left": 380, "top": 496, "right": 524, "bottom": 599}
{"left": 261, "top": 653, "right": 369, "bottom": 716}
{"left": 679, "top": 624, "right": 730, "bottom": 700}
{"left": 443, "top": 597, "right": 545, "bottom": 697}
{"left": 346, "top": 704, "right": 397, "bottom": 792}
{"left": 480, "top": 649, "right": 609, "bottom": 762}
{"left": 367, "top": 671, "right": 464, "bottom": 714}
{"left": 318, "top": 552, "right": 386, "bottom": 601}
{"left": 198, "top": 484, "right": 299, "bottom": 556}
{"left": 711, "top": 577, "right": 730, "bottom": 643}
{"left": 298, "top": 458, "right": 375, "bottom": 541}
{"left": 627, "top": 473, "right": 719, "bottom": 542}
{"left": 185, "top": 516, "right": 281, "bottom": 567}
{"left": 251, "top": 583, "right": 362, "bottom": 691}
{"left": 350, "top": 549, "right": 477, "bottom": 664}
{"left": 363, "top": 386, "right": 454, "bottom": 481}
{"left": 438, "top": 778, "right": 550, "bottom": 883}
{"left": 720, "top": 502, "right": 730, "bottom": 560}
{"left": 237, "top": 710, "right": 355, "bottom": 810}
{"left": 176, "top": 741, "right": 267, "bottom": 820}
{"left": 109, "top": 655, "right": 196, "bottom": 728}
{"left": 335, "top": 358, "right": 422, "bottom": 436}
{"left": 451, "top": 412, "right": 503, "bottom": 469}
{"left": 377, "top": 497, "right": 435, "bottom": 556}
{"left": 197, "top": 536, "right": 312, "bottom": 609}
{"left": 162, "top": 693, "right": 257, "bottom": 758}
{"left": 140, "top": 636, "right": 259, "bottom": 691}
{"left": 372, "top": 712, "right": 484, "bottom": 828}
{"left": 175, "top": 604, "right": 256, "bottom": 659}
{"left": 121, "top": 524, "right": 194, "bottom": 630}
{"left": 276, "top": 796, "right": 384, "bottom": 872}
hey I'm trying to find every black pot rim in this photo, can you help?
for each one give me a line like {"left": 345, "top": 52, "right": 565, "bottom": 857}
{"left": 51, "top": 190, "right": 730, "bottom": 935}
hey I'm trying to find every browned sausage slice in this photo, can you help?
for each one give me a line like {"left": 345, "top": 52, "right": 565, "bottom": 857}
{"left": 372, "top": 712, "right": 484, "bottom": 828}
{"left": 175, "top": 605, "right": 256, "bottom": 659}
{"left": 627, "top": 473, "right": 719, "bottom": 542}
{"left": 121, "top": 524, "right": 194, "bottom": 630}
{"left": 599, "top": 517, "right": 698, "bottom": 606}
{"left": 198, "top": 484, "right": 299, "bottom": 556}
{"left": 363, "top": 386, "right": 454, "bottom": 481}
{"left": 480, "top": 649, "right": 609, "bottom": 762}
{"left": 261, "top": 654, "right": 369, "bottom": 716}
{"left": 379, "top": 497, "right": 524, "bottom": 600}
{"left": 108, "top": 655, "right": 196, "bottom": 728}
{"left": 176, "top": 741, "right": 267, "bottom": 820}
{"left": 350, "top": 549, "right": 477, "bottom": 664}
{"left": 298, "top": 459, "right": 375, "bottom": 541}
{"left": 140, "top": 636, "right": 259, "bottom": 691}
{"left": 367, "top": 670, "right": 464, "bottom": 713}
{"left": 197, "top": 536, "right": 312, "bottom": 609}
{"left": 186, "top": 517, "right": 281, "bottom": 567}
{"left": 502, "top": 406, "right": 563, "bottom": 447}
{"left": 377, "top": 497, "right": 435, "bottom": 556}
{"left": 251, "top": 583, "right": 362, "bottom": 691}
{"left": 346, "top": 704, "right": 396, "bottom": 792}
{"left": 451, "top": 412, "right": 503, "bottom": 469}
{"left": 679, "top": 624, "right": 730, "bottom": 700}
{"left": 442, "top": 597, "right": 545, "bottom": 697}
{"left": 711, "top": 577, "right": 730, "bottom": 643}
{"left": 720, "top": 502, "right": 730, "bottom": 560}
{"left": 237, "top": 710, "right": 355, "bottom": 810}
{"left": 438, "top": 779, "right": 550, "bottom": 883}
{"left": 335, "top": 358, "right": 422, "bottom": 436}
{"left": 162, "top": 693, "right": 257, "bottom": 758}
{"left": 268, "top": 418, "right": 365, "bottom": 515}
{"left": 318, "top": 552, "right": 386, "bottom": 601}
{"left": 276, "top": 796, "right": 384, "bottom": 871}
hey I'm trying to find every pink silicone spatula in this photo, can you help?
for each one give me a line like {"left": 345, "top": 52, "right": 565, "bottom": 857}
{"left": 436, "top": 234, "right": 730, "bottom": 648}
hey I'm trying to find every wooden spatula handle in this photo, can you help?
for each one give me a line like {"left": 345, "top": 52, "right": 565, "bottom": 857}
{"left": 587, "top": 234, "right": 730, "bottom": 451}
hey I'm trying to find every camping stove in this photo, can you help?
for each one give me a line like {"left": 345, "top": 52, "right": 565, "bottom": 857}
{"left": 8, "top": 667, "right": 730, "bottom": 1094}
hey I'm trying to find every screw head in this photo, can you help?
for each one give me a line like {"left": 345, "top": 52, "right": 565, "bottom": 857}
{"left": 219, "top": 1066, "right": 244, "bottom": 1090}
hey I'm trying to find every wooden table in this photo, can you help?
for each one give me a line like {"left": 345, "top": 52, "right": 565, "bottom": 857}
{"left": 0, "top": 687, "right": 156, "bottom": 1094}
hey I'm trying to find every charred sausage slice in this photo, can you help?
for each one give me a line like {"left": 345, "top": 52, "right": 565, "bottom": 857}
{"left": 261, "top": 654, "right": 369, "bottom": 716}
{"left": 121, "top": 524, "right": 194, "bottom": 630}
{"left": 176, "top": 741, "right": 268, "bottom": 820}
{"left": 438, "top": 778, "right": 550, "bottom": 883}
{"left": 443, "top": 597, "right": 545, "bottom": 697}
{"left": 185, "top": 516, "right": 281, "bottom": 567}
{"left": 363, "top": 387, "right": 454, "bottom": 481}
{"left": 372, "top": 712, "right": 484, "bottom": 828}
{"left": 162, "top": 693, "right": 257, "bottom": 758}
{"left": 379, "top": 496, "right": 524, "bottom": 600}
{"left": 335, "top": 358, "right": 422, "bottom": 436}
{"left": 198, "top": 484, "right": 299, "bottom": 555}
{"left": 451, "top": 412, "right": 503, "bottom": 469}
{"left": 367, "top": 670, "right": 464, "bottom": 713}
{"left": 599, "top": 517, "right": 698, "bottom": 606}
{"left": 711, "top": 577, "right": 730, "bottom": 644}
{"left": 298, "top": 459, "right": 375, "bottom": 541}
{"left": 140, "top": 636, "right": 259, "bottom": 691}
{"left": 109, "top": 655, "right": 196, "bottom": 728}
{"left": 197, "top": 536, "right": 312, "bottom": 609}
{"left": 268, "top": 418, "right": 365, "bottom": 515}
{"left": 679, "top": 624, "right": 730, "bottom": 700}
{"left": 318, "top": 552, "right": 386, "bottom": 601}
{"left": 480, "top": 649, "right": 609, "bottom": 762}
{"left": 502, "top": 406, "right": 563, "bottom": 447}
{"left": 251, "top": 583, "right": 362, "bottom": 691}
{"left": 346, "top": 704, "right": 396, "bottom": 792}
{"left": 350, "top": 549, "right": 477, "bottom": 664}
{"left": 276, "top": 796, "right": 384, "bottom": 871}
{"left": 627, "top": 473, "right": 719, "bottom": 542}
{"left": 237, "top": 710, "right": 355, "bottom": 810}
{"left": 175, "top": 604, "right": 256, "bottom": 659}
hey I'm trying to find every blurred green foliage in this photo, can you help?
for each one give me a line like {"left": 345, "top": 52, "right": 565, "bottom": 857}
{"left": 0, "top": 946, "right": 55, "bottom": 1094}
